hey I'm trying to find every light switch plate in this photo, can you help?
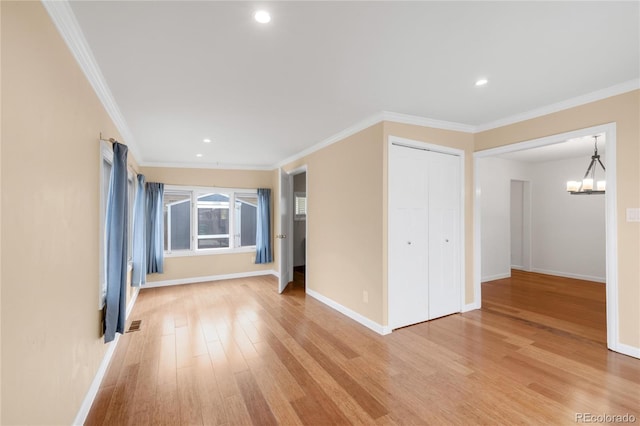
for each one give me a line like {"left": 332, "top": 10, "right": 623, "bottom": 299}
{"left": 626, "top": 208, "right": 640, "bottom": 222}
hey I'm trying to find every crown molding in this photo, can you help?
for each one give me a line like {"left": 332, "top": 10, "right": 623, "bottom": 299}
{"left": 381, "top": 111, "right": 476, "bottom": 133}
{"left": 273, "top": 110, "right": 476, "bottom": 169}
{"left": 42, "top": 0, "right": 639, "bottom": 169}
{"left": 475, "top": 79, "right": 640, "bottom": 133}
{"left": 273, "top": 112, "right": 386, "bottom": 168}
{"left": 42, "top": 0, "right": 141, "bottom": 161}
{"left": 139, "top": 161, "right": 273, "bottom": 171}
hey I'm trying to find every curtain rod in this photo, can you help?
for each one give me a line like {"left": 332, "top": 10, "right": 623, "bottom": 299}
{"left": 99, "top": 132, "right": 125, "bottom": 145}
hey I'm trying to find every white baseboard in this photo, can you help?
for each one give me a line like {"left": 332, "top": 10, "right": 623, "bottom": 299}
{"left": 531, "top": 268, "right": 606, "bottom": 283}
{"left": 612, "top": 342, "right": 640, "bottom": 359}
{"left": 305, "top": 288, "right": 392, "bottom": 335}
{"left": 73, "top": 286, "right": 140, "bottom": 425}
{"left": 126, "top": 286, "right": 140, "bottom": 318}
{"left": 73, "top": 334, "right": 119, "bottom": 425}
{"left": 481, "top": 272, "right": 511, "bottom": 282}
{"left": 142, "top": 270, "right": 278, "bottom": 288}
{"left": 462, "top": 301, "right": 481, "bottom": 312}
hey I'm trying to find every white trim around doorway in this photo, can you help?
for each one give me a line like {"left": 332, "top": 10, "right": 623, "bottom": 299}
{"left": 472, "top": 123, "right": 627, "bottom": 356}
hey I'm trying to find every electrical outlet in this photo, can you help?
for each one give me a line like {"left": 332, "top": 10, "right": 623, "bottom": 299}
{"left": 363, "top": 290, "right": 369, "bottom": 304}
{"left": 627, "top": 208, "right": 640, "bottom": 222}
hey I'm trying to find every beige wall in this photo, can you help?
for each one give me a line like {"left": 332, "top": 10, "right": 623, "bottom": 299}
{"left": 1, "top": 2, "right": 137, "bottom": 423}
{"left": 3, "top": 5, "right": 637, "bottom": 426}
{"left": 140, "top": 166, "right": 275, "bottom": 282}
{"left": 0, "top": 1, "right": 3, "bottom": 420}
{"left": 282, "top": 122, "right": 473, "bottom": 327}
{"left": 382, "top": 122, "right": 475, "bottom": 325}
{"left": 283, "top": 123, "right": 385, "bottom": 323}
{"left": 475, "top": 90, "right": 640, "bottom": 348}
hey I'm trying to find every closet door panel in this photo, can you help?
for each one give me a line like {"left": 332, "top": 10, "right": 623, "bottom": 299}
{"left": 388, "top": 144, "right": 429, "bottom": 329}
{"left": 428, "top": 151, "right": 461, "bottom": 320}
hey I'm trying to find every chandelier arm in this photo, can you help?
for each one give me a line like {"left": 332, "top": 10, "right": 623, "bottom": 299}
{"left": 582, "top": 158, "right": 597, "bottom": 180}
{"left": 597, "top": 157, "right": 606, "bottom": 171}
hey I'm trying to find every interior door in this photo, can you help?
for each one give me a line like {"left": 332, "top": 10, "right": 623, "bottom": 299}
{"left": 278, "top": 168, "right": 291, "bottom": 293}
{"left": 388, "top": 144, "right": 430, "bottom": 329}
{"left": 427, "top": 151, "right": 461, "bottom": 320}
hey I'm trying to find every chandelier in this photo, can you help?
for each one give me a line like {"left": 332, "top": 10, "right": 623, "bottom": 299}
{"left": 566, "top": 136, "right": 606, "bottom": 195}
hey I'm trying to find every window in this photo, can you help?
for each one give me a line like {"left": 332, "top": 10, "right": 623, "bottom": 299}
{"left": 235, "top": 193, "right": 258, "bottom": 247}
{"left": 163, "top": 186, "right": 258, "bottom": 255}
{"left": 164, "top": 190, "right": 192, "bottom": 252}
{"left": 197, "top": 193, "right": 230, "bottom": 248}
{"left": 294, "top": 192, "right": 307, "bottom": 221}
{"left": 127, "top": 175, "right": 135, "bottom": 257}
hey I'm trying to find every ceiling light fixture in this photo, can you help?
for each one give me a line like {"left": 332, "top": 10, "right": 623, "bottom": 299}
{"left": 566, "top": 135, "right": 605, "bottom": 195}
{"left": 196, "top": 153, "right": 203, "bottom": 158}
{"left": 203, "top": 138, "right": 211, "bottom": 143}
{"left": 475, "top": 78, "right": 488, "bottom": 86}
{"left": 254, "top": 10, "right": 271, "bottom": 24}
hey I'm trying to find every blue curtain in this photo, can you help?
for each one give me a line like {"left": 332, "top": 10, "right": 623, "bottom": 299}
{"left": 146, "top": 182, "right": 164, "bottom": 273}
{"left": 131, "top": 174, "right": 146, "bottom": 286}
{"left": 104, "top": 142, "right": 128, "bottom": 343}
{"left": 255, "top": 188, "right": 272, "bottom": 264}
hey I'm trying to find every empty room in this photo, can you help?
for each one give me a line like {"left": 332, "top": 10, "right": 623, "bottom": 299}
{"left": 2, "top": 1, "right": 639, "bottom": 425}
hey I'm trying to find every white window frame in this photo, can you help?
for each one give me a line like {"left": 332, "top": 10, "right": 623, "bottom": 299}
{"left": 164, "top": 191, "right": 192, "bottom": 252}
{"left": 294, "top": 191, "right": 307, "bottom": 221}
{"left": 164, "top": 185, "right": 258, "bottom": 257}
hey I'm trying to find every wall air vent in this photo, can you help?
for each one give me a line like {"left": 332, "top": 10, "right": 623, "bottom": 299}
{"left": 126, "top": 320, "right": 142, "bottom": 333}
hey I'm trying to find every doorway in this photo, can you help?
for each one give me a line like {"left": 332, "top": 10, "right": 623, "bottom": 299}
{"left": 278, "top": 165, "right": 308, "bottom": 294}
{"left": 474, "top": 123, "right": 619, "bottom": 352}
{"left": 510, "top": 179, "right": 531, "bottom": 271}
{"left": 292, "top": 172, "right": 307, "bottom": 289}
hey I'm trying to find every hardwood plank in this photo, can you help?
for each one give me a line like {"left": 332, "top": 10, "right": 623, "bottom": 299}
{"left": 193, "top": 355, "right": 228, "bottom": 426}
{"left": 177, "top": 366, "right": 204, "bottom": 425}
{"left": 261, "top": 330, "right": 351, "bottom": 424}
{"left": 251, "top": 341, "right": 305, "bottom": 401}
{"left": 245, "top": 355, "right": 304, "bottom": 425}
{"left": 234, "top": 369, "right": 278, "bottom": 426}
{"left": 84, "top": 385, "right": 115, "bottom": 426}
{"left": 151, "top": 375, "right": 179, "bottom": 426}
{"left": 223, "top": 394, "right": 253, "bottom": 426}
{"left": 276, "top": 312, "right": 388, "bottom": 419}
{"left": 85, "top": 274, "right": 640, "bottom": 425}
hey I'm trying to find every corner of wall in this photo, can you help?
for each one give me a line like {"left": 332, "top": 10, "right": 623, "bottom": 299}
{"left": 0, "top": 0, "right": 3, "bottom": 419}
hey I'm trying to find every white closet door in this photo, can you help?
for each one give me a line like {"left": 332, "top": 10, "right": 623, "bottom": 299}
{"left": 427, "top": 151, "right": 461, "bottom": 320}
{"left": 388, "top": 144, "right": 430, "bottom": 329}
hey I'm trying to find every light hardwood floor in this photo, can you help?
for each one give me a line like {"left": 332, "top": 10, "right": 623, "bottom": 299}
{"left": 86, "top": 272, "right": 639, "bottom": 425}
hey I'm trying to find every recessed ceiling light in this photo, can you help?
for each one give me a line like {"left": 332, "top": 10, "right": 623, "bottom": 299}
{"left": 475, "top": 78, "right": 488, "bottom": 87}
{"left": 254, "top": 10, "right": 271, "bottom": 24}
{"left": 196, "top": 153, "right": 203, "bottom": 158}
{"left": 203, "top": 138, "right": 211, "bottom": 143}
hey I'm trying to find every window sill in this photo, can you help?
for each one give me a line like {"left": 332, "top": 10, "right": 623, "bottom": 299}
{"left": 164, "top": 246, "right": 256, "bottom": 258}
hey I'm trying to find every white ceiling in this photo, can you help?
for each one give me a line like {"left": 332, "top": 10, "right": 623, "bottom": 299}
{"left": 66, "top": 1, "right": 639, "bottom": 169}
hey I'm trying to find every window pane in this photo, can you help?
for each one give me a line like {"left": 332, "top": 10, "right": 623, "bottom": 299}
{"left": 164, "top": 191, "right": 191, "bottom": 251}
{"left": 103, "top": 161, "right": 112, "bottom": 209}
{"left": 197, "top": 237, "right": 229, "bottom": 249}
{"left": 197, "top": 193, "right": 229, "bottom": 249}
{"left": 295, "top": 192, "right": 306, "bottom": 220}
{"left": 128, "top": 176, "right": 135, "bottom": 258}
{"left": 235, "top": 193, "right": 257, "bottom": 247}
